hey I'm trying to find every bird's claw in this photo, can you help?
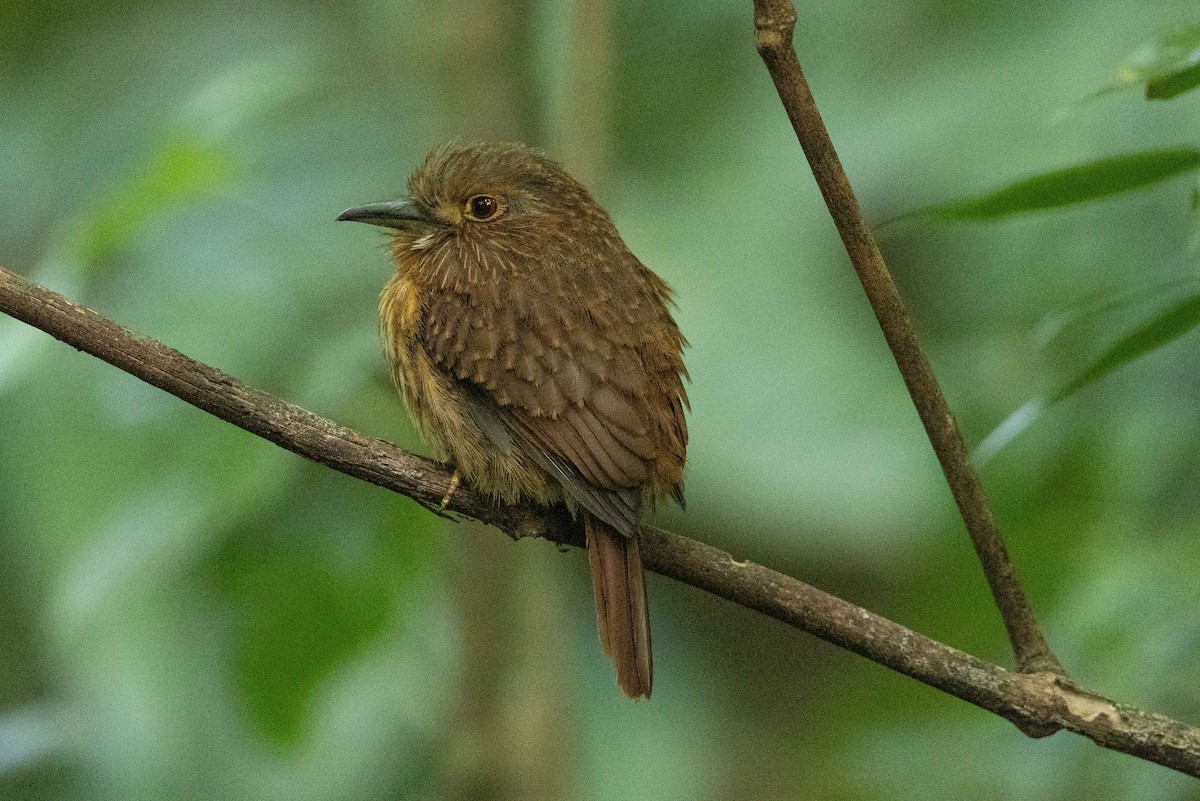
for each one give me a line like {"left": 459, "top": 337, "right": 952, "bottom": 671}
{"left": 439, "top": 470, "right": 462, "bottom": 511}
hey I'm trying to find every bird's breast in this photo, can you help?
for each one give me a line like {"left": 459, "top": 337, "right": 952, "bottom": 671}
{"left": 378, "top": 271, "right": 554, "bottom": 504}
{"left": 379, "top": 272, "right": 424, "bottom": 403}
{"left": 380, "top": 273, "right": 433, "bottom": 429}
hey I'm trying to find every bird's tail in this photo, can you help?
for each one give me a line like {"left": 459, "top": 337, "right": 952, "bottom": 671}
{"left": 585, "top": 512, "right": 652, "bottom": 699}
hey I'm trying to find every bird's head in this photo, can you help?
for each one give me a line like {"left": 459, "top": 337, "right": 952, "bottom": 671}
{"left": 338, "top": 142, "right": 615, "bottom": 281}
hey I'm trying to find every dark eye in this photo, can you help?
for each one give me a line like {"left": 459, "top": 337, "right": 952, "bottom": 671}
{"left": 467, "top": 194, "right": 500, "bottom": 221}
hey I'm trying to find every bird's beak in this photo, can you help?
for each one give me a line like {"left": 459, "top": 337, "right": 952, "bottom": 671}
{"left": 336, "top": 198, "right": 433, "bottom": 230}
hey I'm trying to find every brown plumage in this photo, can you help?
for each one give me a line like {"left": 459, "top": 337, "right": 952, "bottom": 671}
{"left": 339, "top": 141, "right": 689, "bottom": 699}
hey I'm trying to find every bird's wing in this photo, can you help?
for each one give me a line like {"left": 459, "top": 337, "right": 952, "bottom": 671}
{"left": 421, "top": 285, "right": 659, "bottom": 536}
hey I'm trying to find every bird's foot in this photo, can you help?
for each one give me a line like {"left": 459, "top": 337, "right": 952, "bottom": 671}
{"left": 439, "top": 470, "right": 462, "bottom": 511}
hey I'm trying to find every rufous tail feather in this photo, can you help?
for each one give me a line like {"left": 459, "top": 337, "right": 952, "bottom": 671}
{"left": 586, "top": 512, "right": 652, "bottom": 699}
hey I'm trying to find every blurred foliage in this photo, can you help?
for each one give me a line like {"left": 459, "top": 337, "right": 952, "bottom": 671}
{"left": 920, "top": 18, "right": 1200, "bottom": 466}
{"left": 3, "top": 1, "right": 1200, "bottom": 800}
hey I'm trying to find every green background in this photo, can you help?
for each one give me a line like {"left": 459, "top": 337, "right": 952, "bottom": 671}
{"left": 3, "top": 0, "right": 1200, "bottom": 798}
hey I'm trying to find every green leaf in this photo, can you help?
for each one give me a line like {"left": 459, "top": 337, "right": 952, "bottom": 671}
{"left": 1111, "top": 23, "right": 1200, "bottom": 100}
{"left": 1114, "top": 24, "right": 1200, "bottom": 85}
{"left": 976, "top": 292, "right": 1200, "bottom": 465}
{"left": 1147, "top": 59, "right": 1200, "bottom": 99}
{"left": 1052, "top": 293, "right": 1200, "bottom": 402}
{"left": 1032, "top": 276, "right": 1196, "bottom": 349}
{"left": 911, "top": 149, "right": 1200, "bottom": 221}
{"left": 1066, "top": 24, "right": 1200, "bottom": 112}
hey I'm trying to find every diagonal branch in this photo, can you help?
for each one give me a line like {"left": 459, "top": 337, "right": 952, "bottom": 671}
{"left": 751, "top": 0, "right": 1062, "bottom": 675}
{"left": 2, "top": 264, "right": 1199, "bottom": 776}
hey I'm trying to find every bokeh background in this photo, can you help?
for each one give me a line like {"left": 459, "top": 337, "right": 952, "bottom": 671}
{"left": 3, "top": 0, "right": 1200, "bottom": 798}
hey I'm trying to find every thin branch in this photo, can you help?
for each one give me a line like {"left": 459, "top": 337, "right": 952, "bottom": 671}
{"left": 2, "top": 266, "right": 1199, "bottom": 776}
{"left": 751, "top": 0, "right": 1061, "bottom": 675}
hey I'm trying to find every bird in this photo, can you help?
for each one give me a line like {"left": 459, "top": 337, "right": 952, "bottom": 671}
{"left": 338, "top": 141, "right": 688, "bottom": 699}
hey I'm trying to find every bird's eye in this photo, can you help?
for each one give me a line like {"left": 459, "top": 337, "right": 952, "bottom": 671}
{"left": 465, "top": 194, "right": 501, "bottom": 221}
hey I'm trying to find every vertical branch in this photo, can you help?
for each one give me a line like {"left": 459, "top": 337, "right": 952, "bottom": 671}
{"left": 750, "top": 0, "right": 1062, "bottom": 675}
